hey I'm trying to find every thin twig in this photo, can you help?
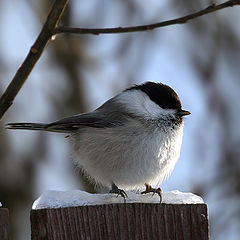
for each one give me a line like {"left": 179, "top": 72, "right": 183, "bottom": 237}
{"left": 0, "top": 0, "right": 239, "bottom": 120}
{"left": 0, "top": 0, "right": 69, "bottom": 120}
{"left": 54, "top": 0, "right": 240, "bottom": 35}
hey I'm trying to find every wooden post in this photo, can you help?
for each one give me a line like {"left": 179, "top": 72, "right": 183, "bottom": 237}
{"left": 31, "top": 203, "right": 209, "bottom": 240}
{"left": 0, "top": 208, "right": 10, "bottom": 240}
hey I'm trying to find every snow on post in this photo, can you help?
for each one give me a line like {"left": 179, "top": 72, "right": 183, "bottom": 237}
{"left": 31, "top": 190, "right": 209, "bottom": 240}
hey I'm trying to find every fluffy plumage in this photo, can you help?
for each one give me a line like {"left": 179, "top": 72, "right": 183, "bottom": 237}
{"left": 6, "top": 82, "right": 190, "bottom": 191}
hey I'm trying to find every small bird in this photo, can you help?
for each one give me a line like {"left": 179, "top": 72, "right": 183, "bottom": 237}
{"left": 6, "top": 82, "right": 190, "bottom": 202}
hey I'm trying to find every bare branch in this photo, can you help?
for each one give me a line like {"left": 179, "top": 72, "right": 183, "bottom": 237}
{"left": 0, "top": 0, "right": 239, "bottom": 119}
{"left": 0, "top": 0, "right": 69, "bottom": 120}
{"left": 54, "top": 0, "right": 240, "bottom": 35}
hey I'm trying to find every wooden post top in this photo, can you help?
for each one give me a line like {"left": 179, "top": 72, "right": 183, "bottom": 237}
{"left": 0, "top": 208, "right": 10, "bottom": 240}
{"left": 31, "top": 203, "right": 209, "bottom": 240}
{"left": 31, "top": 190, "right": 209, "bottom": 240}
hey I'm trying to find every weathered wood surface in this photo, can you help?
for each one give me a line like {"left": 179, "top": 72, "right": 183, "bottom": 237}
{"left": 31, "top": 203, "right": 209, "bottom": 240}
{"left": 0, "top": 208, "right": 10, "bottom": 240}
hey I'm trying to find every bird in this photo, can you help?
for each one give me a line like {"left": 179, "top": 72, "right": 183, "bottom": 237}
{"left": 6, "top": 82, "right": 190, "bottom": 202}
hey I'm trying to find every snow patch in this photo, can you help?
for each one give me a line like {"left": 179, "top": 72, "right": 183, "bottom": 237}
{"left": 32, "top": 190, "right": 204, "bottom": 210}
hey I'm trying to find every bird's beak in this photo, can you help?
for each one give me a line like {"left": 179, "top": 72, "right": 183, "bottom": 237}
{"left": 177, "top": 109, "right": 191, "bottom": 117}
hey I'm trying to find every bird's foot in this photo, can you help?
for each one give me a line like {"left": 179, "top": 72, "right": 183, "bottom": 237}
{"left": 141, "top": 183, "right": 162, "bottom": 203}
{"left": 109, "top": 183, "right": 127, "bottom": 203}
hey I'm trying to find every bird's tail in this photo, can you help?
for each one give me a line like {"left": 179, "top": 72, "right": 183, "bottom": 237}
{"left": 6, "top": 123, "right": 47, "bottom": 131}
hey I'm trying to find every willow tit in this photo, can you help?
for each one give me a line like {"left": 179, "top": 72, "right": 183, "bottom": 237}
{"left": 6, "top": 82, "right": 190, "bottom": 202}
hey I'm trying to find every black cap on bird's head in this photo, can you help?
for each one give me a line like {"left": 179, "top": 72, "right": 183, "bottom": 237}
{"left": 127, "top": 82, "right": 191, "bottom": 117}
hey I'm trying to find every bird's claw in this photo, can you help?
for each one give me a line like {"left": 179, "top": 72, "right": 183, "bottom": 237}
{"left": 141, "top": 183, "right": 162, "bottom": 203}
{"left": 110, "top": 183, "right": 127, "bottom": 203}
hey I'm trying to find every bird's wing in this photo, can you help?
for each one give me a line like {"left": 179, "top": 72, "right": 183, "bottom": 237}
{"left": 7, "top": 98, "right": 132, "bottom": 133}
{"left": 45, "top": 111, "right": 123, "bottom": 132}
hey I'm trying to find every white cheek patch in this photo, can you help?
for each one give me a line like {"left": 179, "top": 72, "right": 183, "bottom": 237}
{"left": 116, "top": 90, "right": 176, "bottom": 118}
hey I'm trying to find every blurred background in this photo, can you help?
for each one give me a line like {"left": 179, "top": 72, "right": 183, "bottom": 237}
{"left": 0, "top": 0, "right": 240, "bottom": 239}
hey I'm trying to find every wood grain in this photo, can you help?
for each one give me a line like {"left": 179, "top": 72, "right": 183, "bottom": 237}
{"left": 31, "top": 203, "right": 209, "bottom": 240}
{"left": 0, "top": 208, "right": 10, "bottom": 240}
